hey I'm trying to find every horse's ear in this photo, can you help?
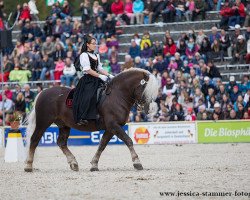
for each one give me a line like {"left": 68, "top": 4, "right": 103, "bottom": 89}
{"left": 144, "top": 72, "right": 150, "bottom": 81}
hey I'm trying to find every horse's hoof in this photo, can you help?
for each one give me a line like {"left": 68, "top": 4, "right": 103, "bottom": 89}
{"left": 90, "top": 167, "right": 99, "bottom": 172}
{"left": 133, "top": 163, "right": 143, "bottom": 170}
{"left": 70, "top": 163, "right": 79, "bottom": 171}
{"left": 24, "top": 167, "right": 33, "bottom": 172}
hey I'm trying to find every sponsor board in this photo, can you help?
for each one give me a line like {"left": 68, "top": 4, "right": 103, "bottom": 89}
{"left": 197, "top": 120, "right": 250, "bottom": 143}
{"left": 4, "top": 126, "right": 127, "bottom": 146}
{"left": 0, "top": 128, "right": 3, "bottom": 147}
{"left": 129, "top": 122, "right": 196, "bottom": 144}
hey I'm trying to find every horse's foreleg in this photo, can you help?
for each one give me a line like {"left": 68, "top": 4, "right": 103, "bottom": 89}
{"left": 111, "top": 124, "right": 143, "bottom": 170}
{"left": 90, "top": 131, "right": 113, "bottom": 171}
{"left": 57, "top": 127, "right": 79, "bottom": 171}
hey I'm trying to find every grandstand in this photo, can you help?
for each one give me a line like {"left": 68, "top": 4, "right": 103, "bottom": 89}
{"left": 0, "top": 0, "right": 249, "bottom": 126}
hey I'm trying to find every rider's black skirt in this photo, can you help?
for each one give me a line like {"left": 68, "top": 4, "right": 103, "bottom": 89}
{"left": 73, "top": 74, "right": 100, "bottom": 123}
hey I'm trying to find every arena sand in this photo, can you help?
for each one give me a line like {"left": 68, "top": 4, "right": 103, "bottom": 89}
{"left": 0, "top": 144, "right": 249, "bottom": 200}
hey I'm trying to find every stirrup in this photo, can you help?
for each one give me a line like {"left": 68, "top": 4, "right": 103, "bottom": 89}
{"left": 76, "top": 119, "right": 88, "bottom": 126}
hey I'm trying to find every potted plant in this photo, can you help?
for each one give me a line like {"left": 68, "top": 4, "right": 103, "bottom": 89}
{"left": 9, "top": 112, "right": 22, "bottom": 130}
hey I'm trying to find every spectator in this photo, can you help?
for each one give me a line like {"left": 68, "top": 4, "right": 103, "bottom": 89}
{"left": 152, "top": 40, "right": 163, "bottom": 57}
{"left": 129, "top": 39, "right": 141, "bottom": 59}
{"left": 42, "top": 37, "right": 55, "bottom": 57}
{"left": 185, "top": 107, "right": 196, "bottom": 121}
{"left": 162, "top": 78, "right": 177, "bottom": 96}
{"left": 0, "top": 94, "right": 14, "bottom": 124}
{"left": 93, "top": 16, "right": 105, "bottom": 43}
{"left": 140, "top": 42, "right": 152, "bottom": 61}
{"left": 227, "top": 109, "right": 238, "bottom": 119}
{"left": 61, "top": 17, "right": 73, "bottom": 44}
{"left": 19, "top": 3, "right": 31, "bottom": 23}
{"left": 219, "top": 1, "right": 233, "bottom": 29}
{"left": 246, "top": 38, "right": 250, "bottom": 64}
{"left": 140, "top": 32, "right": 152, "bottom": 50}
{"left": 132, "top": 0, "right": 144, "bottom": 24}
{"left": 230, "top": 85, "right": 241, "bottom": 104}
{"left": 23, "top": 84, "right": 35, "bottom": 112}
{"left": 111, "top": 0, "right": 124, "bottom": 21}
{"left": 153, "top": 54, "right": 168, "bottom": 74}
{"left": 14, "top": 92, "right": 26, "bottom": 118}
{"left": 61, "top": 1, "right": 72, "bottom": 18}
{"left": 191, "top": 0, "right": 206, "bottom": 21}
{"left": 163, "top": 38, "right": 177, "bottom": 59}
{"left": 124, "top": 0, "right": 134, "bottom": 24}
{"left": 152, "top": 0, "right": 167, "bottom": 23}
{"left": 185, "top": 0, "right": 195, "bottom": 21}
{"left": 104, "top": 14, "right": 116, "bottom": 38}
{"left": 80, "top": 0, "right": 92, "bottom": 30}
{"left": 213, "top": 102, "right": 224, "bottom": 120}
{"left": 54, "top": 58, "right": 65, "bottom": 80}
{"left": 228, "top": 0, "right": 246, "bottom": 28}
{"left": 110, "top": 57, "right": 121, "bottom": 74}
{"left": 169, "top": 103, "right": 184, "bottom": 121}
{"left": 101, "top": 0, "right": 112, "bottom": 17}
{"left": 162, "top": 0, "right": 176, "bottom": 23}
{"left": 28, "top": 0, "right": 39, "bottom": 21}
{"left": 40, "top": 54, "right": 55, "bottom": 80}
{"left": 230, "top": 35, "right": 247, "bottom": 64}
{"left": 142, "top": 0, "right": 154, "bottom": 24}
{"left": 60, "top": 58, "right": 76, "bottom": 87}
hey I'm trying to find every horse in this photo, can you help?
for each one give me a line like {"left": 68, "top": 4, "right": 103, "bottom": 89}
{"left": 24, "top": 68, "right": 158, "bottom": 172}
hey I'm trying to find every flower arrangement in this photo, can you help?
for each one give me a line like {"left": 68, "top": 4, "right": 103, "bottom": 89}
{"left": 9, "top": 112, "right": 22, "bottom": 130}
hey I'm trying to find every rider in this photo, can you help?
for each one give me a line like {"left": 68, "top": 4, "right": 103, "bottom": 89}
{"left": 73, "top": 35, "right": 114, "bottom": 125}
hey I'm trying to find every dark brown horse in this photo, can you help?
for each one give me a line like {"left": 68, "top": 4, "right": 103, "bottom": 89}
{"left": 24, "top": 68, "right": 158, "bottom": 172}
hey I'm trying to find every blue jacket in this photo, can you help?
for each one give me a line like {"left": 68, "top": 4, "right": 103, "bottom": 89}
{"left": 133, "top": 0, "right": 144, "bottom": 13}
{"left": 129, "top": 45, "right": 141, "bottom": 58}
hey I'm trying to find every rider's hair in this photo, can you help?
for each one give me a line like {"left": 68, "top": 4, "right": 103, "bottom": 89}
{"left": 81, "top": 35, "right": 96, "bottom": 53}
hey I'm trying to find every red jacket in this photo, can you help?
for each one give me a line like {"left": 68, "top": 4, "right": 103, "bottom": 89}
{"left": 163, "top": 44, "right": 177, "bottom": 56}
{"left": 19, "top": 8, "right": 31, "bottom": 20}
{"left": 111, "top": 0, "right": 124, "bottom": 15}
{"left": 220, "top": 6, "right": 233, "bottom": 17}
{"left": 232, "top": 3, "right": 246, "bottom": 17}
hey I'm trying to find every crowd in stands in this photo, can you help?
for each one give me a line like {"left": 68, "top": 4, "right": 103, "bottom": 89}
{"left": 0, "top": 0, "right": 249, "bottom": 125}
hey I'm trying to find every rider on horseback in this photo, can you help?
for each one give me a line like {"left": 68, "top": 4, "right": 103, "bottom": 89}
{"left": 73, "top": 35, "right": 114, "bottom": 125}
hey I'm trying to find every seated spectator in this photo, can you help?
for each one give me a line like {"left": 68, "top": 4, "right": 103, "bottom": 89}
{"left": 234, "top": 95, "right": 246, "bottom": 111}
{"left": 152, "top": 0, "right": 167, "bottom": 23}
{"left": 19, "top": 3, "right": 31, "bottom": 24}
{"left": 52, "top": 18, "right": 63, "bottom": 39}
{"left": 99, "top": 38, "right": 108, "bottom": 60}
{"left": 21, "top": 21, "right": 34, "bottom": 43}
{"left": 23, "top": 84, "right": 35, "bottom": 112}
{"left": 152, "top": 40, "right": 163, "bottom": 57}
{"left": 28, "top": 0, "right": 39, "bottom": 21}
{"left": 61, "top": 1, "right": 72, "bottom": 18}
{"left": 104, "top": 14, "right": 116, "bottom": 38}
{"left": 243, "top": 111, "right": 250, "bottom": 120}
{"left": 132, "top": 0, "right": 144, "bottom": 24}
{"left": 207, "top": 60, "right": 222, "bottom": 84}
{"left": 140, "top": 32, "right": 152, "bottom": 50}
{"left": 226, "top": 76, "right": 239, "bottom": 93}
{"left": 219, "top": 1, "right": 233, "bottom": 29}
{"left": 142, "top": 0, "right": 154, "bottom": 24}
{"left": 140, "top": 42, "right": 152, "bottom": 61}
{"left": 0, "top": 94, "right": 14, "bottom": 125}
{"left": 185, "top": 0, "right": 195, "bottom": 21}
{"left": 209, "top": 27, "right": 221, "bottom": 45}
{"left": 92, "top": 1, "right": 103, "bottom": 18}
{"left": 61, "top": 17, "right": 73, "bottom": 44}
{"left": 129, "top": 39, "right": 141, "bottom": 59}
{"left": 163, "top": 38, "right": 177, "bottom": 59}
{"left": 106, "top": 34, "right": 119, "bottom": 51}
{"left": 121, "top": 54, "right": 135, "bottom": 71}
{"left": 228, "top": 0, "right": 246, "bottom": 28}
{"left": 240, "top": 75, "right": 250, "bottom": 94}
{"left": 110, "top": 57, "right": 121, "bottom": 74}
{"left": 60, "top": 58, "right": 76, "bottom": 87}
{"left": 124, "top": 0, "right": 134, "bottom": 24}
{"left": 162, "top": 78, "right": 177, "bottom": 96}
{"left": 54, "top": 58, "right": 65, "bottom": 80}
{"left": 162, "top": 0, "right": 176, "bottom": 23}
{"left": 169, "top": 103, "right": 184, "bottom": 121}
{"left": 14, "top": 92, "right": 26, "bottom": 118}
{"left": 175, "top": 0, "right": 186, "bottom": 21}
{"left": 9, "top": 65, "right": 31, "bottom": 83}
{"left": 111, "top": 0, "right": 124, "bottom": 21}
{"left": 93, "top": 17, "right": 105, "bottom": 44}
{"left": 185, "top": 38, "right": 199, "bottom": 61}
{"left": 42, "top": 37, "right": 55, "bottom": 57}
{"left": 221, "top": 94, "right": 231, "bottom": 113}
{"left": 102, "top": 60, "right": 111, "bottom": 73}
{"left": 177, "top": 39, "right": 187, "bottom": 59}
{"left": 153, "top": 54, "right": 168, "bottom": 74}
{"left": 40, "top": 54, "right": 55, "bottom": 80}
{"left": 53, "top": 43, "right": 66, "bottom": 61}
{"left": 230, "top": 35, "right": 247, "bottom": 64}
{"left": 191, "top": 0, "right": 206, "bottom": 21}
{"left": 0, "top": 56, "right": 13, "bottom": 82}
{"left": 196, "top": 29, "right": 207, "bottom": 46}
{"left": 227, "top": 109, "right": 238, "bottom": 120}
{"left": 230, "top": 85, "right": 241, "bottom": 104}
{"left": 80, "top": 0, "right": 92, "bottom": 29}
{"left": 185, "top": 107, "right": 196, "bottom": 121}
{"left": 219, "top": 29, "right": 230, "bottom": 60}
{"left": 213, "top": 102, "right": 224, "bottom": 120}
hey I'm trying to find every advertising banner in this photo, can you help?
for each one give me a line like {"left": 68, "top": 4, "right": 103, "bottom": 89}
{"left": 197, "top": 121, "right": 250, "bottom": 143}
{"left": 129, "top": 122, "right": 196, "bottom": 144}
{"left": 4, "top": 126, "right": 127, "bottom": 147}
{"left": 0, "top": 127, "right": 3, "bottom": 147}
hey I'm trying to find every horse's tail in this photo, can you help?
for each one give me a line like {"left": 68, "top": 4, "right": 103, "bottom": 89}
{"left": 23, "top": 91, "right": 42, "bottom": 150}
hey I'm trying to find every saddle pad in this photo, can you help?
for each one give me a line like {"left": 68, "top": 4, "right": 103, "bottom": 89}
{"left": 66, "top": 88, "right": 75, "bottom": 108}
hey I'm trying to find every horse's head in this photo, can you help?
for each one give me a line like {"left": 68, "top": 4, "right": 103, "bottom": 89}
{"left": 112, "top": 68, "right": 158, "bottom": 114}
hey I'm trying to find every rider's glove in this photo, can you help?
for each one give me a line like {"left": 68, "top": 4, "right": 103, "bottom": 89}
{"left": 99, "top": 74, "right": 108, "bottom": 82}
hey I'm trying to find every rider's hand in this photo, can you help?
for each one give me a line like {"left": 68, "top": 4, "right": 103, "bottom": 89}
{"left": 99, "top": 74, "right": 108, "bottom": 82}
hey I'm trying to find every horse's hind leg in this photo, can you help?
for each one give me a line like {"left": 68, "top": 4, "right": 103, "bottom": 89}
{"left": 90, "top": 131, "right": 113, "bottom": 171}
{"left": 24, "top": 126, "right": 48, "bottom": 172}
{"left": 57, "top": 127, "right": 79, "bottom": 171}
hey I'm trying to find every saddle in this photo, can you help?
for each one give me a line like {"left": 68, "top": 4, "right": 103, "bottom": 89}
{"left": 65, "top": 82, "right": 112, "bottom": 108}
